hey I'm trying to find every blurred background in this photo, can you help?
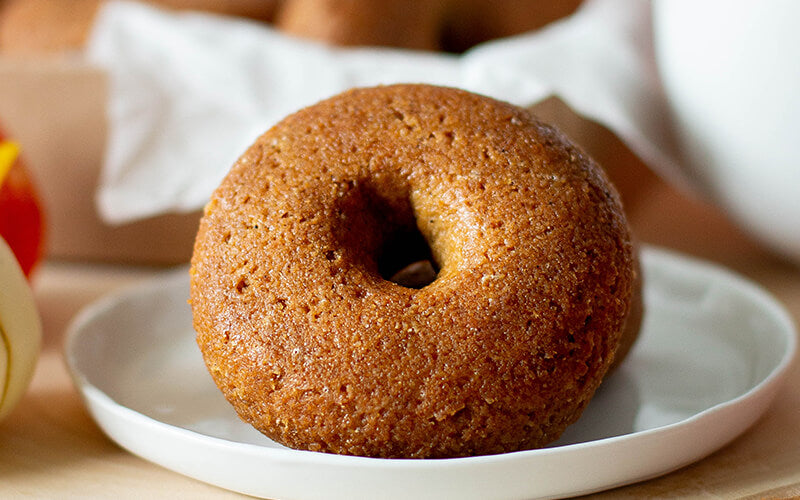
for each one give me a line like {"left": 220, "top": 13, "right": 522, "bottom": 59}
{"left": 1, "top": 0, "right": 798, "bottom": 272}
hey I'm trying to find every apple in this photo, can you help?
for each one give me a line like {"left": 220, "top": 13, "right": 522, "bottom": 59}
{"left": 0, "top": 130, "right": 45, "bottom": 277}
{"left": 0, "top": 235, "right": 42, "bottom": 421}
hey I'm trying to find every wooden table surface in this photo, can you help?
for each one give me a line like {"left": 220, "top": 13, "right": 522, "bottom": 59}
{"left": 1, "top": 175, "right": 798, "bottom": 499}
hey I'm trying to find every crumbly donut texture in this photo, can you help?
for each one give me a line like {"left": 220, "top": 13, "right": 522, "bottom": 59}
{"left": 190, "top": 84, "right": 635, "bottom": 458}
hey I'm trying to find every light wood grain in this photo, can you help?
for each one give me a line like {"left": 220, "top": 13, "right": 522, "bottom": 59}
{"left": 1, "top": 175, "right": 798, "bottom": 499}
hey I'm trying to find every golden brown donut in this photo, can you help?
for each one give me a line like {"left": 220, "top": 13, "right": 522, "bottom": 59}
{"left": 190, "top": 84, "right": 636, "bottom": 458}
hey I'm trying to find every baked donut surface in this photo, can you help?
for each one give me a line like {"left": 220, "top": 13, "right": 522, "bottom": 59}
{"left": 190, "top": 84, "right": 635, "bottom": 458}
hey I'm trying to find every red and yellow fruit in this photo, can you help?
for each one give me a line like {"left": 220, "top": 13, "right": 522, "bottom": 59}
{"left": 0, "top": 128, "right": 45, "bottom": 277}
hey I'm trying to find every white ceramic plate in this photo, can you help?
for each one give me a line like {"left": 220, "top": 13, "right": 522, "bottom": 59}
{"left": 65, "top": 247, "right": 797, "bottom": 500}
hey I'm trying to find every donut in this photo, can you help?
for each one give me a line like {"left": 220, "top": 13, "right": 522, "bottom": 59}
{"left": 612, "top": 251, "right": 642, "bottom": 372}
{"left": 0, "top": 0, "right": 280, "bottom": 53}
{"left": 0, "top": 0, "right": 582, "bottom": 54}
{"left": 274, "top": 0, "right": 450, "bottom": 51}
{"left": 190, "top": 84, "right": 637, "bottom": 458}
{"left": 274, "top": 0, "right": 584, "bottom": 52}
{"left": 0, "top": 0, "right": 102, "bottom": 53}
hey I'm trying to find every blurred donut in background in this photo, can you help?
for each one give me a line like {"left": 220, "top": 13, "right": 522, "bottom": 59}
{"left": 0, "top": 0, "right": 583, "bottom": 54}
{"left": 0, "top": 0, "right": 102, "bottom": 53}
{"left": 275, "top": 0, "right": 583, "bottom": 52}
{"left": 0, "top": 0, "right": 281, "bottom": 53}
{"left": 440, "top": 0, "right": 584, "bottom": 53}
{"left": 274, "top": 0, "right": 450, "bottom": 51}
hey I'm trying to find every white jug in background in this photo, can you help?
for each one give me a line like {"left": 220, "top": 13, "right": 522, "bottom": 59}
{"left": 653, "top": 0, "right": 800, "bottom": 263}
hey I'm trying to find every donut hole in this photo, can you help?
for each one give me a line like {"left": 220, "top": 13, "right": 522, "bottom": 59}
{"left": 378, "top": 226, "right": 439, "bottom": 289}
{"left": 332, "top": 180, "right": 441, "bottom": 289}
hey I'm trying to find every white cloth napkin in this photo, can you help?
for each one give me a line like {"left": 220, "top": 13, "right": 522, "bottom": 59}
{"left": 87, "top": 0, "right": 687, "bottom": 224}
